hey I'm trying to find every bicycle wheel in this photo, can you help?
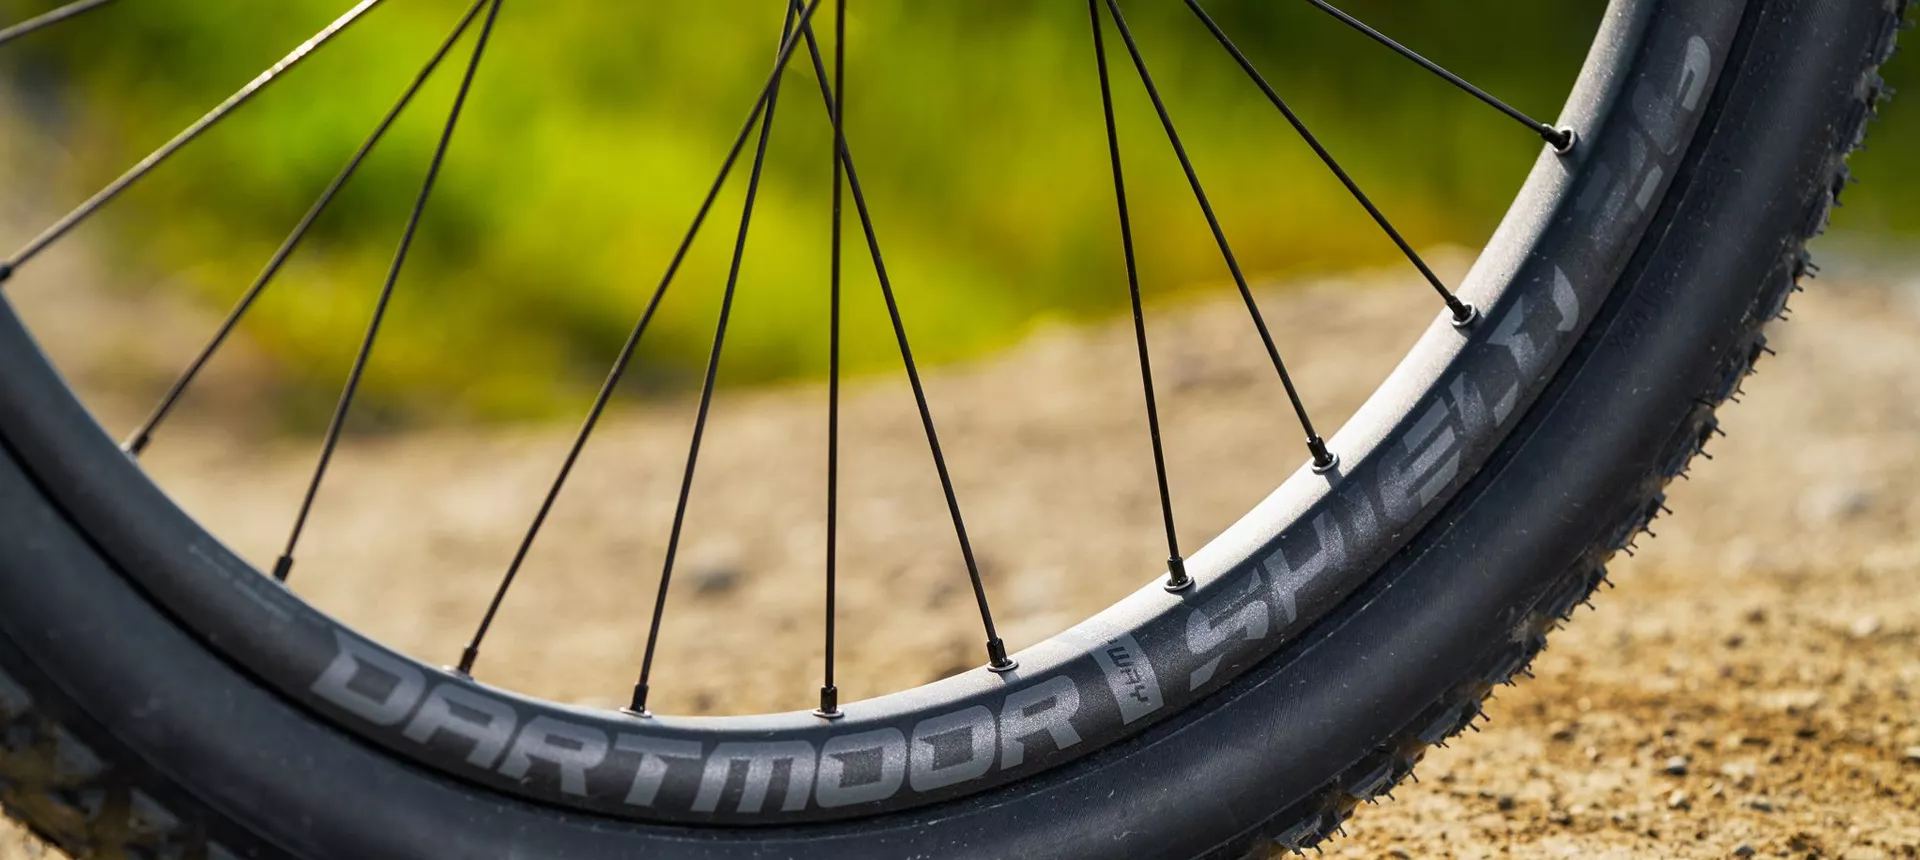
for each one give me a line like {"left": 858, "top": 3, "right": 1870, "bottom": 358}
{"left": 0, "top": 0, "right": 1906, "bottom": 857}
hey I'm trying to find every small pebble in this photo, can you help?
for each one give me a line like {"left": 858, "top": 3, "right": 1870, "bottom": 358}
{"left": 692, "top": 566, "right": 742, "bottom": 596}
{"left": 1668, "top": 789, "right": 1691, "bottom": 810}
{"left": 1747, "top": 797, "right": 1776, "bottom": 813}
{"left": 1663, "top": 755, "right": 1690, "bottom": 776}
{"left": 1495, "top": 794, "right": 1515, "bottom": 812}
{"left": 1851, "top": 615, "right": 1883, "bottom": 639}
{"left": 1902, "top": 746, "right": 1920, "bottom": 765}
{"left": 1732, "top": 844, "right": 1756, "bottom": 857}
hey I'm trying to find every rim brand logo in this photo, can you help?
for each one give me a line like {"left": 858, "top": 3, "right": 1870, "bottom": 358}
{"left": 311, "top": 632, "right": 1084, "bottom": 814}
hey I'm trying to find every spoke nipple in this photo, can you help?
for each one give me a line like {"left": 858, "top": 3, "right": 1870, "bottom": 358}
{"left": 1308, "top": 438, "right": 1340, "bottom": 475}
{"left": 985, "top": 638, "right": 1018, "bottom": 674}
{"left": 271, "top": 554, "right": 295, "bottom": 583}
{"left": 814, "top": 686, "right": 843, "bottom": 720}
{"left": 1546, "top": 126, "right": 1578, "bottom": 155}
{"left": 455, "top": 645, "right": 480, "bottom": 677}
{"left": 0, "top": 262, "right": 12, "bottom": 284}
{"left": 122, "top": 432, "right": 151, "bottom": 458}
{"left": 624, "top": 682, "right": 653, "bottom": 718}
{"left": 1164, "top": 556, "right": 1194, "bottom": 593}
{"left": 1449, "top": 302, "right": 1481, "bottom": 330}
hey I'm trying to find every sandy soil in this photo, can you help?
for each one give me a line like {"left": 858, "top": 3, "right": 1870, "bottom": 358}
{"left": 3, "top": 255, "right": 1918, "bottom": 856}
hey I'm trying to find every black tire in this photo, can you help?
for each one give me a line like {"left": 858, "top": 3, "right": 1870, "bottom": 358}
{"left": 0, "top": 0, "right": 1907, "bottom": 857}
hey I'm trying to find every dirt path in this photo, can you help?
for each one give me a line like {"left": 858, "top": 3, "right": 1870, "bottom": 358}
{"left": 4, "top": 260, "right": 1918, "bottom": 857}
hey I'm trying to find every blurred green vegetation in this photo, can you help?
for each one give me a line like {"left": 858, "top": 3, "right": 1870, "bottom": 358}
{"left": 0, "top": 0, "right": 1912, "bottom": 425}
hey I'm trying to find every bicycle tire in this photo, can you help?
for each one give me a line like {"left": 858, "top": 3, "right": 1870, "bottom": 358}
{"left": 0, "top": 0, "right": 1907, "bottom": 857}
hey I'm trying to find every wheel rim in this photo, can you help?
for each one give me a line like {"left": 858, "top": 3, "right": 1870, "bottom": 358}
{"left": 0, "top": 0, "right": 1709, "bottom": 825}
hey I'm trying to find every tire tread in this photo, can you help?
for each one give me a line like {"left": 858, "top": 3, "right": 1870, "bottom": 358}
{"left": 1239, "top": 3, "right": 1911, "bottom": 854}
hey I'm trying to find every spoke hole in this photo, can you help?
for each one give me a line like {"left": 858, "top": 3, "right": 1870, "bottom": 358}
{"left": 814, "top": 686, "right": 844, "bottom": 720}
{"left": 1549, "top": 126, "right": 1580, "bottom": 155}
{"left": 626, "top": 681, "right": 653, "bottom": 717}
{"left": 985, "top": 638, "right": 1017, "bottom": 673}
{"left": 1309, "top": 444, "right": 1341, "bottom": 475}
{"left": 1165, "top": 556, "right": 1193, "bottom": 592}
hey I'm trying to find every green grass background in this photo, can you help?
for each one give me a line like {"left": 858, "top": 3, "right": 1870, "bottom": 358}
{"left": 1, "top": 0, "right": 1912, "bottom": 426}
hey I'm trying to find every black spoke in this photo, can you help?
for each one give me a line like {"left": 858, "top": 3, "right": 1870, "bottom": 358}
{"left": 1100, "top": 0, "right": 1335, "bottom": 473}
{"left": 123, "top": 0, "right": 494, "bottom": 458}
{"left": 626, "top": 3, "right": 798, "bottom": 719}
{"left": 1185, "top": 0, "right": 1476, "bottom": 327}
{"left": 0, "top": 0, "right": 116, "bottom": 48}
{"left": 793, "top": 10, "right": 1013, "bottom": 674}
{"left": 1089, "top": 0, "right": 1190, "bottom": 592}
{"left": 815, "top": 0, "right": 848, "bottom": 720}
{"left": 1301, "top": 0, "right": 1574, "bottom": 152}
{"left": 273, "top": 0, "right": 502, "bottom": 584}
{"left": 0, "top": 0, "right": 389, "bottom": 286}
{"left": 454, "top": 0, "right": 824, "bottom": 679}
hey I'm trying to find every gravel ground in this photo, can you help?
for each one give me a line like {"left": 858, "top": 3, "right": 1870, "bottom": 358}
{"left": 3, "top": 256, "right": 1918, "bottom": 857}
